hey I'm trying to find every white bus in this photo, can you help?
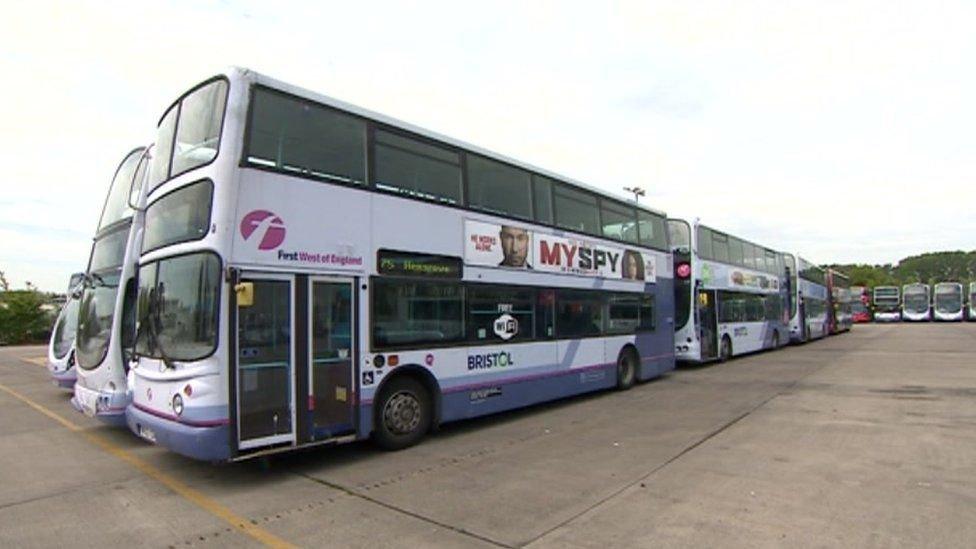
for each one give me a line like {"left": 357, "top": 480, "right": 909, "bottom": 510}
{"left": 125, "top": 68, "right": 676, "bottom": 461}
{"left": 73, "top": 147, "right": 149, "bottom": 424}
{"left": 785, "top": 255, "right": 829, "bottom": 342}
{"left": 872, "top": 286, "right": 901, "bottom": 322}
{"left": 667, "top": 219, "right": 788, "bottom": 363}
{"left": 932, "top": 282, "right": 964, "bottom": 321}
{"left": 46, "top": 273, "right": 85, "bottom": 389}
{"left": 969, "top": 282, "right": 976, "bottom": 321}
{"left": 901, "top": 283, "right": 930, "bottom": 322}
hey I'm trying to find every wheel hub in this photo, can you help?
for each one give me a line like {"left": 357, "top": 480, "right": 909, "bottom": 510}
{"left": 384, "top": 391, "right": 421, "bottom": 435}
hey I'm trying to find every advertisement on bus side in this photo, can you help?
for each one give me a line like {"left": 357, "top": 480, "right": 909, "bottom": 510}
{"left": 464, "top": 220, "right": 656, "bottom": 283}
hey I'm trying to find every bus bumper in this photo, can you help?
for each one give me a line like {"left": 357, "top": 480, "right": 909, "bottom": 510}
{"left": 48, "top": 366, "right": 76, "bottom": 390}
{"left": 126, "top": 404, "right": 231, "bottom": 462}
{"left": 72, "top": 383, "right": 127, "bottom": 426}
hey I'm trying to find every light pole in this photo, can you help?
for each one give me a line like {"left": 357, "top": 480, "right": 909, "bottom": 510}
{"left": 623, "top": 186, "right": 646, "bottom": 203}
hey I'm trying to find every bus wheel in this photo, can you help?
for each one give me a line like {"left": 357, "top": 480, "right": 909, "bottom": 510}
{"left": 616, "top": 348, "right": 637, "bottom": 390}
{"left": 719, "top": 336, "right": 732, "bottom": 362}
{"left": 373, "top": 376, "right": 431, "bottom": 451}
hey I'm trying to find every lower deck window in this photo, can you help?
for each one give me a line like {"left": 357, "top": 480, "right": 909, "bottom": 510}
{"left": 371, "top": 278, "right": 656, "bottom": 350}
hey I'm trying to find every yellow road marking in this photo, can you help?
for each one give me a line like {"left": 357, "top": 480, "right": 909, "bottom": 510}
{"left": 23, "top": 357, "right": 48, "bottom": 367}
{"left": 0, "top": 382, "right": 295, "bottom": 549}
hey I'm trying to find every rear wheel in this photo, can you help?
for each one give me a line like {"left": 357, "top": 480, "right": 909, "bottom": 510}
{"left": 373, "top": 376, "right": 431, "bottom": 451}
{"left": 719, "top": 336, "right": 732, "bottom": 362}
{"left": 616, "top": 348, "right": 637, "bottom": 390}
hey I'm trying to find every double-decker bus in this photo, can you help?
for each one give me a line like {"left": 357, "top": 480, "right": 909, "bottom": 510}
{"left": 46, "top": 273, "right": 85, "bottom": 389}
{"left": 73, "top": 147, "right": 149, "bottom": 424}
{"left": 125, "top": 68, "right": 675, "bottom": 462}
{"left": 969, "top": 283, "right": 976, "bottom": 321}
{"left": 667, "top": 219, "right": 788, "bottom": 363}
{"left": 850, "top": 285, "right": 871, "bottom": 323}
{"left": 785, "top": 255, "right": 828, "bottom": 342}
{"left": 932, "top": 282, "right": 964, "bottom": 321}
{"left": 872, "top": 286, "right": 901, "bottom": 322}
{"left": 901, "top": 283, "right": 930, "bottom": 322}
{"left": 826, "top": 269, "right": 852, "bottom": 334}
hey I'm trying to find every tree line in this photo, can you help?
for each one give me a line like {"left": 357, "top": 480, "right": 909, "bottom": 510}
{"left": 826, "top": 251, "right": 976, "bottom": 288}
{"left": 0, "top": 270, "right": 60, "bottom": 345}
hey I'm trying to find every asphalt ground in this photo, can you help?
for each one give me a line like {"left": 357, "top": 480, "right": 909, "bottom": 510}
{"left": 0, "top": 323, "right": 974, "bottom": 548}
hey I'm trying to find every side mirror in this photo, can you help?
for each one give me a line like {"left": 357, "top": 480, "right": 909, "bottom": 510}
{"left": 235, "top": 282, "right": 254, "bottom": 307}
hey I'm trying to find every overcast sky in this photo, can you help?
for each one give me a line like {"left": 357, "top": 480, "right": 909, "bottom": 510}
{"left": 2, "top": 1, "right": 974, "bottom": 291}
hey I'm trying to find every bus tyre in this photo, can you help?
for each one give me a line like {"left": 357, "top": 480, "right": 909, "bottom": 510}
{"left": 719, "top": 336, "right": 732, "bottom": 363}
{"left": 616, "top": 348, "right": 637, "bottom": 390}
{"left": 373, "top": 376, "right": 431, "bottom": 451}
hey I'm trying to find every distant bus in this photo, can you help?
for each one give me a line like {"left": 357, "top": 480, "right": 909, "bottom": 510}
{"left": 932, "top": 282, "right": 964, "bottom": 321}
{"left": 46, "top": 273, "right": 85, "bottom": 389}
{"left": 826, "top": 269, "right": 852, "bottom": 334}
{"left": 73, "top": 146, "right": 149, "bottom": 424}
{"left": 126, "top": 68, "right": 676, "bottom": 462}
{"left": 969, "top": 282, "right": 976, "bottom": 321}
{"left": 668, "top": 219, "right": 788, "bottom": 363}
{"left": 785, "top": 255, "right": 829, "bottom": 342}
{"left": 873, "top": 286, "right": 901, "bottom": 322}
{"left": 850, "top": 285, "right": 871, "bottom": 323}
{"left": 901, "top": 283, "right": 930, "bottom": 322}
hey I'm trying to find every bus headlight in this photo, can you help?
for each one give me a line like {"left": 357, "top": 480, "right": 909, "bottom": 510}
{"left": 172, "top": 394, "right": 184, "bottom": 416}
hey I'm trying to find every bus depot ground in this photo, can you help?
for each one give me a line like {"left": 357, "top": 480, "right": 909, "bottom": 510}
{"left": 1, "top": 324, "right": 974, "bottom": 548}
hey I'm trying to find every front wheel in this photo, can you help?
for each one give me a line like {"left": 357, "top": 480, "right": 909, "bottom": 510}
{"left": 373, "top": 376, "right": 431, "bottom": 451}
{"left": 616, "top": 349, "right": 637, "bottom": 390}
{"left": 719, "top": 336, "right": 732, "bottom": 362}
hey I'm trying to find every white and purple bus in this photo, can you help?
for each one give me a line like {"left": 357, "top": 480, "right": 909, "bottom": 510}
{"left": 126, "top": 68, "right": 675, "bottom": 461}
{"left": 932, "top": 282, "right": 964, "bottom": 322}
{"left": 901, "top": 283, "right": 930, "bottom": 322}
{"left": 667, "top": 219, "right": 788, "bottom": 363}
{"left": 872, "top": 286, "right": 901, "bottom": 322}
{"left": 969, "top": 282, "right": 976, "bottom": 321}
{"left": 73, "top": 147, "right": 149, "bottom": 424}
{"left": 785, "top": 255, "right": 829, "bottom": 342}
{"left": 46, "top": 273, "right": 84, "bottom": 389}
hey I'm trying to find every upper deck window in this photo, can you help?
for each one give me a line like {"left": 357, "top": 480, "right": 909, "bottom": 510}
{"left": 374, "top": 130, "right": 462, "bottom": 204}
{"left": 637, "top": 211, "right": 668, "bottom": 251}
{"left": 245, "top": 88, "right": 366, "bottom": 185}
{"left": 467, "top": 155, "right": 532, "bottom": 220}
{"left": 667, "top": 219, "right": 690, "bottom": 250}
{"left": 149, "top": 79, "right": 228, "bottom": 191}
{"left": 600, "top": 200, "right": 638, "bottom": 244}
{"left": 532, "top": 175, "right": 554, "bottom": 224}
{"left": 98, "top": 147, "right": 147, "bottom": 231}
{"left": 554, "top": 184, "right": 600, "bottom": 234}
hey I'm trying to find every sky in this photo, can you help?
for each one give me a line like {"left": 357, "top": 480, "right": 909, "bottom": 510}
{"left": 1, "top": 1, "right": 974, "bottom": 292}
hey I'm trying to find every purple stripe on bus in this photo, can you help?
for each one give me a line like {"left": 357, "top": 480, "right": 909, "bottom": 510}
{"left": 132, "top": 402, "right": 230, "bottom": 427}
{"left": 359, "top": 351, "right": 673, "bottom": 406}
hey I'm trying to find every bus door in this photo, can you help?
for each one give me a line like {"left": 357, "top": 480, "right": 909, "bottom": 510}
{"left": 235, "top": 274, "right": 296, "bottom": 451}
{"left": 306, "top": 278, "right": 355, "bottom": 440}
{"left": 798, "top": 297, "right": 807, "bottom": 340}
{"left": 697, "top": 289, "right": 718, "bottom": 360}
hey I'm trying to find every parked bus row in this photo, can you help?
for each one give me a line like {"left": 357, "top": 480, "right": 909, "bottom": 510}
{"left": 47, "top": 68, "right": 852, "bottom": 463}
{"left": 867, "top": 282, "right": 973, "bottom": 322}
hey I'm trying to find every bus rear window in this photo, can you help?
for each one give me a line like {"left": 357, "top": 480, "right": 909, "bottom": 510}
{"left": 143, "top": 180, "right": 213, "bottom": 253}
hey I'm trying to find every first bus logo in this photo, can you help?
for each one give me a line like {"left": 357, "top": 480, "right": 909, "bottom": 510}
{"left": 240, "top": 210, "right": 286, "bottom": 250}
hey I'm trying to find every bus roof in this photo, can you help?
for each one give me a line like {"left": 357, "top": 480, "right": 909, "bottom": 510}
{"left": 671, "top": 218, "right": 783, "bottom": 255}
{"left": 215, "top": 67, "right": 668, "bottom": 218}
